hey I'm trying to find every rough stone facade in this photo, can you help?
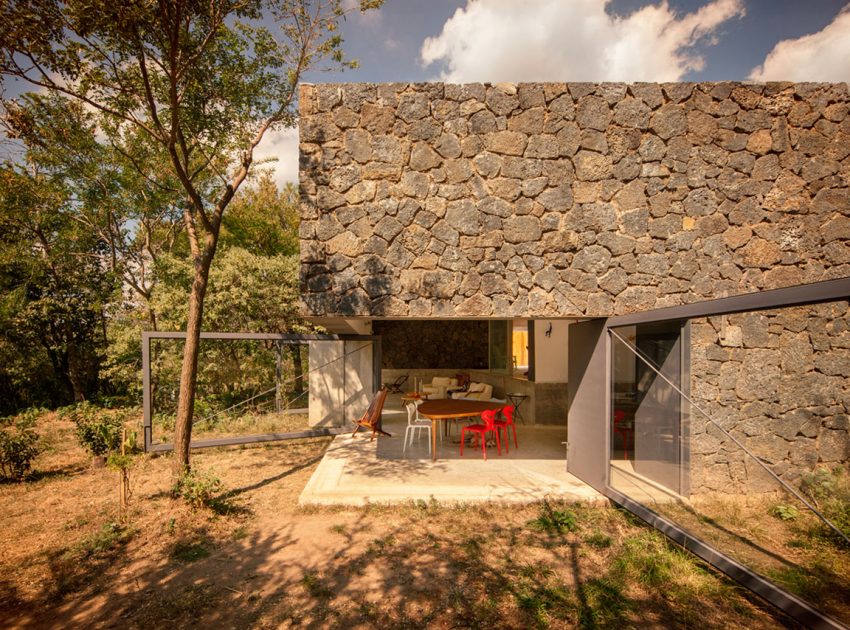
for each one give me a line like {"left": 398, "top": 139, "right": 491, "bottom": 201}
{"left": 299, "top": 81, "right": 850, "bottom": 318}
{"left": 372, "top": 320, "right": 488, "bottom": 369}
{"left": 690, "top": 301, "right": 850, "bottom": 494}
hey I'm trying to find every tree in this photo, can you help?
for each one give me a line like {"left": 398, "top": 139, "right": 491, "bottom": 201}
{"left": 3, "top": 93, "right": 185, "bottom": 332}
{"left": 0, "top": 163, "right": 115, "bottom": 410}
{"left": 1, "top": 0, "right": 381, "bottom": 474}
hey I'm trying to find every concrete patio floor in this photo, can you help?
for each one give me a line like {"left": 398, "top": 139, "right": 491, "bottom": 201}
{"left": 299, "top": 400, "right": 603, "bottom": 506}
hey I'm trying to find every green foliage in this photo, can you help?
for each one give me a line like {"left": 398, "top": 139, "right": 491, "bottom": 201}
{"left": 1, "top": 0, "right": 380, "bottom": 436}
{"left": 769, "top": 504, "right": 800, "bottom": 521}
{"left": 171, "top": 538, "right": 213, "bottom": 563}
{"left": 67, "top": 402, "right": 125, "bottom": 457}
{"left": 70, "top": 522, "right": 136, "bottom": 560}
{"left": 301, "top": 571, "right": 333, "bottom": 599}
{"left": 584, "top": 531, "right": 613, "bottom": 549}
{"left": 611, "top": 530, "right": 693, "bottom": 588}
{"left": 528, "top": 503, "right": 580, "bottom": 535}
{"left": 173, "top": 468, "right": 224, "bottom": 510}
{"left": 0, "top": 408, "right": 44, "bottom": 481}
{"left": 0, "top": 160, "right": 115, "bottom": 414}
{"left": 801, "top": 466, "right": 850, "bottom": 544}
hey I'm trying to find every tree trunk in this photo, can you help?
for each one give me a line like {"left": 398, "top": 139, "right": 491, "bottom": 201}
{"left": 172, "top": 261, "right": 211, "bottom": 478}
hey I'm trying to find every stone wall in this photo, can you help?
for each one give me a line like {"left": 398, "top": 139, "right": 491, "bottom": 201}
{"left": 299, "top": 81, "right": 850, "bottom": 318}
{"left": 373, "top": 319, "right": 488, "bottom": 369}
{"left": 690, "top": 301, "right": 850, "bottom": 494}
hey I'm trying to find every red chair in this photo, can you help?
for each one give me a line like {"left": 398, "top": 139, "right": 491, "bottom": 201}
{"left": 613, "top": 409, "right": 633, "bottom": 460}
{"left": 494, "top": 405, "right": 518, "bottom": 452}
{"left": 460, "top": 409, "right": 501, "bottom": 460}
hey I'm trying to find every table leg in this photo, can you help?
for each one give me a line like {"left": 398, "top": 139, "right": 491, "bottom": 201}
{"left": 431, "top": 418, "right": 437, "bottom": 461}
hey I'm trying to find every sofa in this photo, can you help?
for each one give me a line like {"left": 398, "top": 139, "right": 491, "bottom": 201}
{"left": 421, "top": 376, "right": 459, "bottom": 399}
{"left": 452, "top": 382, "right": 493, "bottom": 401}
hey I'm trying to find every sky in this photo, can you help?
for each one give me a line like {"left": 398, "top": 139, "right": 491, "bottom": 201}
{"left": 3, "top": 0, "right": 848, "bottom": 186}
{"left": 257, "top": 0, "right": 850, "bottom": 186}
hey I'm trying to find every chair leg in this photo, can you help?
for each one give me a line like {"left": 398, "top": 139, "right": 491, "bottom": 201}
{"left": 460, "top": 428, "right": 466, "bottom": 456}
{"left": 494, "top": 429, "right": 501, "bottom": 456}
{"left": 481, "top": 433, "right": 487, "bottom": 461}
{"left": 511, "top": 423, "right": 518, "bottom": 449}
{"left": 403, "top": 427, "right": 410, "bottom": 453}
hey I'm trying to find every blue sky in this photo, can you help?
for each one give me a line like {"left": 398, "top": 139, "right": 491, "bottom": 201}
{"left": 304, "top": 0, "right": 850, "bottom": 84}
{"left": 252, "top": 0, "right": 848, "bottom": 184}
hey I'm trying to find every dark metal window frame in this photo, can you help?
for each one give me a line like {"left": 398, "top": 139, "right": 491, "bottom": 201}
{"left": 142, "top": 331, "right": 382, "bottom": 453}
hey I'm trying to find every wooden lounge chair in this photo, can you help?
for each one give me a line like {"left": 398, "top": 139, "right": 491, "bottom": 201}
{"left": 385, "top": 374, "right": 408, "bottom": 394}
{"left": 352, "top": 387, "right": 391, "bottom": 439}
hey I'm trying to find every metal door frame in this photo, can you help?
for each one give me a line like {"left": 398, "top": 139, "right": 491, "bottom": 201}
{"left": 567, "top": 277, "right": 850, "bottom": 630}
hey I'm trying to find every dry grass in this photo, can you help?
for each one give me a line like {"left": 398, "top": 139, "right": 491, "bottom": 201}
{"left": 0, "top": 413, "right": 796, "bottom": 629}
{"left": 657, "top": 491, "right": 850, "bottom": 625}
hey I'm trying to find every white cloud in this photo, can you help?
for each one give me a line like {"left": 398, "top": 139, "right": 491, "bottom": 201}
{"left": 342, "top": 0, "right": 384, "bottom": 27}
{"left": 749, "top": 5, "right": 850, "bottom": 82}
{"left": 421, "top": 0, "right": 745, "bottom": 82}
{"left": 252, "top": 125, "right": 299, "bottom": 187}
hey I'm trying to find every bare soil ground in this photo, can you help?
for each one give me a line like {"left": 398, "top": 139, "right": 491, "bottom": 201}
{"left": 1, "top": 414, "right": 797, "bottom": 629}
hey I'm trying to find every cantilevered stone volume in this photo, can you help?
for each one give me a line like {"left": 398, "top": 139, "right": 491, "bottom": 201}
{"left": 298, "top": 81, "right": 850, "bottom": 319}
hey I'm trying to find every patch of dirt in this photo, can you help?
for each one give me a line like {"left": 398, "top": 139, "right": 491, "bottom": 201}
{"left": 0, "top": 414, "right": 802, "bottom": 629}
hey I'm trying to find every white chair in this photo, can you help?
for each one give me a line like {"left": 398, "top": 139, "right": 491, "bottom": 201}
{"left": 403, "top": 401, "right": 432, "bottom": 455}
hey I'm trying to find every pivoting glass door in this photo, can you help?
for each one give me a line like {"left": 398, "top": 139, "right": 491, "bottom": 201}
{"left": 610, "top": 321, "right": 688, "bottom": 497}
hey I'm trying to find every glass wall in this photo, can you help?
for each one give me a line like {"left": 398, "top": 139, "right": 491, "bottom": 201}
{"left": 488, "top": 320, "right": 510, "bottom": 373}
{"left": 608, "top": 301, "right": 850, "bottom": 626}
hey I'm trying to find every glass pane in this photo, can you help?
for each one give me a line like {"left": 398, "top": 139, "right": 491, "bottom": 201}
{"left": 150, "top": 339, "right": 374, "bottom": 444}
{"left": 609, "top": 301, "right": 850, "bottom": 626}
{"left": 489, "top": 320, "right": 509, "bottom": 372}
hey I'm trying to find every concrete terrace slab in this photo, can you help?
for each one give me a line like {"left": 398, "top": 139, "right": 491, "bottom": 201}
{"left": 299, "top": 415, "right": 603, "bottom": 506}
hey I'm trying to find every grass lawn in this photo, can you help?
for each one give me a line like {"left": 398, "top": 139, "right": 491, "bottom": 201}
{"left": 0, "top": 413, "right": 798, "bottom": 628}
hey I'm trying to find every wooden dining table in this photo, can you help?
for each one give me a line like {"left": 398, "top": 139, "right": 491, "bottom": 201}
{"left": 416, "top": 399, "right": 506, "bottom": 461}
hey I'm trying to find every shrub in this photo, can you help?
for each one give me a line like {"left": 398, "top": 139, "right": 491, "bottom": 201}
{"left": 528, "top": 502, "right": 579, "bottom": 534}
{"left": 67, "top": 402, "right": 124, "bottom": 456}
{"left": 173, "top": 468, "right": 224, "bottom": 509}
{"left": 800, "top": 466, "right": 850, "bottom": 544}
{"left": 769, "top": 504, "right": 800, "bottom": 521}
{"left": 0, "top": 409, "right": 44, "bottom": 481}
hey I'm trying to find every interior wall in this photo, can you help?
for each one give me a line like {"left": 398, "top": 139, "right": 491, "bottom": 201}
{"left": 534, "top": 320, "right": 570, "bottom": 383}
{"left": 373, "top": 320, "right": 488, "bottom": 369}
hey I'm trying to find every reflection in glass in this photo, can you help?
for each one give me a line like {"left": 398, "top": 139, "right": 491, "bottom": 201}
{"left": 608, "top": 303, "right": 850, "bottom": 626}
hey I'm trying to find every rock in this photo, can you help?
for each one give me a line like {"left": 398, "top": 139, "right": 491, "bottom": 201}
{"left": 650, "top": 103, "right": 687, "bottom": 139}
{"left": 571, "top": 245, "right": 611, "bottom": 275}
{"left": 576, "top": 95, "right": 612, "bottom": 131}
{"left": 486, "top": 85, "right": 519, "bottom": 116}
{"left": 445, "top": 200, "right": 480, "bottom": 236}
{"left": 469, "top": 109, "right": 497, "bottom": 134}
{"left": 397, "top": 92, "right": 430, "bottom": 122}
{"left": 472, "top": 152, "right": 502, "bottom": 178}
{"left": 344, "top": 129, "right": 372, "bottom": 163}
{"left": 483, "top": 131, "right": 528, "bottom": 156}
{"left": 507, "top": 107, "right": 545, "bottom": 134}
{"left": 504, "top": 215, "right": 542, "bottom": 243}
{"left": 739, "top": 237, "right": 782, "bottom": 269}
{"left": 526, "top": 134, "right": 560, "bottom": 158}
{"left": 573, "top": 150, "right": 613, "bottom": 181}
{"left": 537, "top": 185, "right": 573, "bottom": 212}
{"left": 409, "top": 142, "right": 442, "bottom": 171}
{"left": 613, "top": 97, "right": 651, "bottom": 129}
{"left": 360, "top": 103, "right": 395, "bottom": 133}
